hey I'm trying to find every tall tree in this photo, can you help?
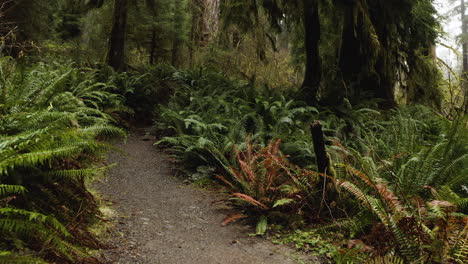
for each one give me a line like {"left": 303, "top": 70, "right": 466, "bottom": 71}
{"left": 129, "top": 0, "right": 189, "bottom": 66}
{"left": 0, "top": 0, "right": 58, "bottom": 56}
{"left": 218, "top": 0, "right": 442, "bottom": 107}
{"left": 192, "top": 0, "right": 220, "bottom": 45}
{"left": 299, "top": 0, "right": 321, "bottom": 105}
{"left": 446, "top": 0, "right": 468, "bottom": 112}
{"left": 171, "top": 0, "right": 189, "bottom": 66}
{"left": 107, "top": 0, "right": 129, "bottom": 71}
{"left": 462, "top": 0, "right": 468, "bottom": 75}
{"left": 320, "top": 0, "right": 441, "bottom": 108}
{"left": 461, "top": 0, "right": 468, "bottom": 111}
{"left": 222, "top": 0, "right": 322, "bottom": 104}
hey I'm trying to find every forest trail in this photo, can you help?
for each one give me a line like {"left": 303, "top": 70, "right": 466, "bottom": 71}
{"left": 96, "top": 128, "right": 316, "bottom": 264}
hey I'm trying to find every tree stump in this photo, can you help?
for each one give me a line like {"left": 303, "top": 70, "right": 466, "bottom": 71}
{"left": 310, "top": 120, "right": 330, "bottom": 175}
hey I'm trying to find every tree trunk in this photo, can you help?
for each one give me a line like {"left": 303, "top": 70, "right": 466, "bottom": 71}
{"left": 172, "top": 39, "right": 181, "bottom": 67}
{"left": 300, "top": 0, "right": 321, "bottom": 105}
{"left": 329, "top": 0, "right": 397, "bottom": 108}
{"left": 462, "top": 0, "right": 468, "bottom": 74}
{"left": 374, "top": 23, "right": 396, "bottom": 109}
{"left": 336, "top": 0, "right": 362, "bottom": 104}
{"left": 189, "top": 6, "right": 197, "bottom": 66}
{"left": 300, "top": 0, "right": 322, "bottom": 105}
{"left": 107, "top": 0, "right": 128, "bottom": 71}
{"left": 310, "top": 121, "right": 330, "bottom": 175}
{"left": 193, "top": 0, "right": 220, "bottom": 45}
{"left": 310, "top": 120, "right": 336, "bottom": 217}
{"left": 149, "top": 27, "right": 157, "bottom": 65}
{"left": 462, "top": 0, "right": 468, "bottom": 112}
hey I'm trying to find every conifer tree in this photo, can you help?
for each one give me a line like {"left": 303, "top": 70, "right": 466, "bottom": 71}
{"left": 107, "top": 0, "right": 129, "bottom": 71}
{"left": 171, "top": 0, "right": 189, "bottom": 66}
{"left": 223, "top": 0, "right": 441, "bottom": 107}
{"left": 191, "top": 0, "right": 220, "bottom": 45}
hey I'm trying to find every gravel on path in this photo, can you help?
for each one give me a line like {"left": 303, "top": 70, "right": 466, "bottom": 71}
{"left": 95, "top": 129, "right": 318, "bottom": 264}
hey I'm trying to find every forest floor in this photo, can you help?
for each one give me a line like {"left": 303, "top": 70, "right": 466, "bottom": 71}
{"left": 94, "top": 128, "right": 319, "bottom": 264}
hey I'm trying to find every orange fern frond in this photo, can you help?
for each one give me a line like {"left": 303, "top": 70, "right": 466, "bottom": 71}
{"left": 215, "top": 175, "right": 235, "bottom": 189}
{"left": 232, "top": 193, "right": 269, "bottom": 210}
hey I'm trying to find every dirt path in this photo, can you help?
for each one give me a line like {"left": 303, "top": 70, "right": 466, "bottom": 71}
{"left": 95, "top": 129, "right": 317, "bottom": 264}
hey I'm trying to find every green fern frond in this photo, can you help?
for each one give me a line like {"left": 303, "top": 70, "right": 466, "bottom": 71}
{"left": 450, "top": 223, "right": 468, "bottom": 264}
{"left": 0, "top": 208, "right": 69, "bottom": 236}
{"left": 0, "top": 252, "right": 47, "bottom": 264}
{"left": 43, "top": 164, "right": 116, "bottom": 179}
{"left": 78, "top": 124, "right": 125, "bottom": 138}
{"left": 0, "top": 185, "right": 25, "bottom": 197}
{"left": 365, "top": 255, "right": 404, "bottom": 264}
{"left": 0, "top": 57, "right": 126, "bottom": 263}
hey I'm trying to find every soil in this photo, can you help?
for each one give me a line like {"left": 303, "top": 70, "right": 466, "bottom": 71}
{"left": 95, "top": 128, "right": 320, "bottom": 264}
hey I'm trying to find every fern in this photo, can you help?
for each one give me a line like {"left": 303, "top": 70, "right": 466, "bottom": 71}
{"left": 0, "top": 185, "right": 25, "bottom": 197}
{"left": 0, "top": 251, "right": 47, "bottom": 264}
{"left": 156, "top": 68, "right": 319, "bottom": 178}
{"left": 365, "top": 255, "right": 404, "bottom": 264}
{"left": 154, "top": 66, "right": 468, "bottom": 262}
{"left": 452, "top": 229, "right": 468, "bottom": 263}
{"left": 0, "top": 58, "right": 125, "bottom": 262}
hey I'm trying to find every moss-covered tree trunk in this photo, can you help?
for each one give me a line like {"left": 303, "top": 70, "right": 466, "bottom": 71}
{"left": 325, "top": 0, "right": 398, "bottom": 108}
{"left": 107, "top": 0, "right": 128, "bottom": 71}
{"left": 373, "top": 22, "right": 396, "bottom": 109}
{"left": 463, "top": 0, "right": 468, "bottom": 76}
{"left": 300, "top": 0, "right": 321, "bottom": 105}
{"left": 172, "top": 38, "right": 181, "bottom": 67}
{"left": 335, "top": 0, "right": 361, "bottom": 105}
{"left": 191, "top": 0, "right": 220, "bottom": 47}
{"left": 201, "top": 0, "right": 220, "bottom": 44}
{"left": 462, "top": 0, "right": 468, "bottom": 112}
{"left": 149, "top": 27, "right": 157, "bottom": 65}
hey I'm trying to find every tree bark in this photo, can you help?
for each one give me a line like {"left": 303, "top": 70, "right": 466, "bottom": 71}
{"left": 107, "top": 0, "right": 128, "bottom": 71}
{"left": 335, "top": 0, "right": 362, "bottom": 105}
{"left": 300, "top": 0, "right": 321, "bottom": 105}
{"left": 172, "top": 39, "right": 181, "bottom": 67}
{"left": 462, "top": 0, "right": 468, "bottom": 74}
{"left": 310, "top": 120, "right": 335, "bottom": 216}
{"left": 149, "top": 27, "right": 157, "bottom": 65}
{"left": 310, "top": 121, "right": 330, "bottom": 175}
{"left": 193, "top": 0, "right": 220, "bottom": 45}
{"left": 462, "top": 0, "right": 468, "bottom": 112}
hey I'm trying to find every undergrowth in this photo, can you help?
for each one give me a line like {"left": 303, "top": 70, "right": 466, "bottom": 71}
{"left": 155, "top": 67, "right": 468, "bottom": 263}
{"left": 0, "top": 57, "right": 124, "bottom": 263}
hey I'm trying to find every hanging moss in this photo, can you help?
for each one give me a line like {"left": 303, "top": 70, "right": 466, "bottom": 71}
{"left": 318, "top": 0, "right": 442, "bottom": 108}
{"left": 214, "top": 0, "right": 443, "bottom": 108}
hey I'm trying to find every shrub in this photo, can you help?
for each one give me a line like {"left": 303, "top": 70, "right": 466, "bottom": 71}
{"left": 0, "top": 57, "right": 124, "bottom": 262}
{"left": 217, "top": 139, "right": 319, "bottom": 233}
{"left": 324, "top": 110, "right": 468, "bottom": 262}
{"left": 156, "top": 67, "right": 318, "bottom": 178}
{"left": 155, "top": 67, "right": 468, "bottom": 263}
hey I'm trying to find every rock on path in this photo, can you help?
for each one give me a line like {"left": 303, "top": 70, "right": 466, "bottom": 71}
{"left": 96, "top": 129, "right": 317, "bottom": 264}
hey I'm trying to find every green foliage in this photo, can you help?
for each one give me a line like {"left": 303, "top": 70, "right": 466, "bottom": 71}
{"left": 0, "top": 0, "right": 59, "bottom": 50}
{"left": 0, "top": 251, "right": 47, "bottom": 264}
{"left": 125, "top": 0, "right": 190, "bottom": 65}
{"left": 321, "top": 107, "right": 468, "bottom": 262}
{"left": 0, "top": 57, "right": 125, "bottom": 262}
{"left": 273, "top": 229, "right": 338, "bottom": 257}
{"left": 155, "top": 68, "right": 467, "bottom": 263}
{"left": 102, "top": 63, "right": 177, "bottom": 124}
{"left": 156, "top": 67, "right": 318, "bottom": 176}
{"left": 222, "top": 0, "right": 443, "bottom": 106}
{"left": 331, "top": 167, "right": 466, "bottom": 261}
{"left": 1, "top": 0, "right": 459, "bottom": 262}
{"left": 337, "top": 106, "right": 468, "bottom": 197}
{"left": 364, "top": 255, "right": 405, "bottom": 264}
